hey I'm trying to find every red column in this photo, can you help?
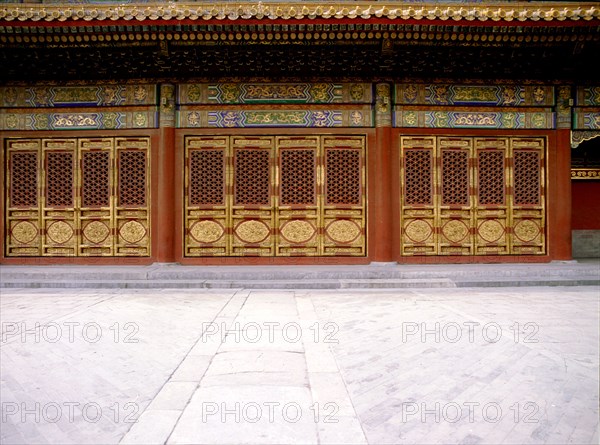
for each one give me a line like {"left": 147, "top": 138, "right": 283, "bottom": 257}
{"left": 371, "top": 83, "right": 394, "bottom": 262}
{"left": 552, "top": 129, "right": 572, "bottom": 260}
{"left": 155, "top": 84, "right": 176, "bottom": 262}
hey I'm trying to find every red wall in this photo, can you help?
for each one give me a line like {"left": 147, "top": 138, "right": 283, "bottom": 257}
{"left": 572, "top": 181, "right": 600, "bottom": 229}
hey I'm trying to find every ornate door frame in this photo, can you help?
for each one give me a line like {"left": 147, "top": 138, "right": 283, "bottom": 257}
{"left": 399, "top": 134, "right": 546, "bottom": 257}
{"left": 182, "top": 133, "right": 367, "bottom": 258}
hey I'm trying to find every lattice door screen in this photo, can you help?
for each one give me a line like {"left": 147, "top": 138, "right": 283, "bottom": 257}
{"left": 400, "top": 136, "right": 545, "bottom": 256}
{"left": 5, "top": 137, "right": 150, "bottom": 257}
{"left": 184, "top": 135, "right": 366, "bottom": 257}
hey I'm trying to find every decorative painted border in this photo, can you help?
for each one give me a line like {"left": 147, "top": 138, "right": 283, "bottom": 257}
{"left": 573, "top": 109, "right": 600, "bottom": 130}
{"left": 395, "top": 84, "right": 554, "bottom": 107}
{"left": 0, "top": 108, "right": 158, "bottom": 130}
{"left": 576, "top": 86, "right": 600, "bottom": 106}
{"left": 571, "top": 130, "right": 600, "bottom": 148}
{"left": 0, "top": 85, "right": 157, "bottom": 108}
{"left": 572, "top": 168, "right": 600, "bottom": 180}
{"left": 1, "top": 2, "right": 597, "bottom": 23}
{"left": 178, "top": 83, "right": 372, "bottom": 105}
{"left": 177, "top": 105, "right": 372, "bottom": 128}
{"left": 395, "top": 108, "right": 554, "bottom": 129}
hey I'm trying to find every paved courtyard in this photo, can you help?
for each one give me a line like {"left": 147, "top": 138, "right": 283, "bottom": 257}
{"left": 0, "top": 286, "right": 598, "bottom": 444}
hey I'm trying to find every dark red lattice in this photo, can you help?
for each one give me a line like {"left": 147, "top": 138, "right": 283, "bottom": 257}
{"left": 280, "top": 149, "right": 316, "bottom": 205}
{"left": 81, "top": 151, "right": 110, "bottom": 207}
{"left": 234, "top": 149, "right": 270, "bottom": 205}
{"left": 189, "top": 149, "right": 225, "bottom": 206}
{"left": 118, "top": 150, "right": 147, "bottom": 207}
{"left": 477, "top": 151, "right": 505, "bottom": 205}
{"left": 46, "top": 151, "right": 73, "bottom": 207}
{"left": 404, "top": 149, "right": 432, "bottom": 205}
{"left": 514, "top": 151, "right": 541, "bottom": 205}
{"left": 325, "top": 149, "right": 361, "bottom": 205}
{"left": 441, "top": 149, "right": 469, "bottom": 206}
{"left": 10, "top": 152, "right": 38, "bottom": 207}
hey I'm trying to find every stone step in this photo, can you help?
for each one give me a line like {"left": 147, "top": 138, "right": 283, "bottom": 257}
{"left": 1, "top": 267, "right": 599, "bottom": 282}
{"left": 1, "top": 277, "right": 597, "bottom": 289}
{"left": 454, "top": 277, "right": 600, "bottom": 287}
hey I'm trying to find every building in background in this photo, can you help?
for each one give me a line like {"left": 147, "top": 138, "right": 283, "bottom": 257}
{"left": 1, "top": 1, "right": 599, "bottom": 265}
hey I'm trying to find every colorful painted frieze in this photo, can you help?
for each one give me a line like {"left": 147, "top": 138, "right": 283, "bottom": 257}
{"left": 0, "top": 84, "right": 158, "bottom": 108}
{"left": 178, "top": 83, "right": 372, "bottom": 105}
{"left": 395, "top": 84, "right": 555, "bottom": 107}
{"left": 0, "top": 108, "right": 158, "bottom": 130}
{"left": 573, "top": 109, "right": 600, "bottom": 130}
{"left": 177, "top": 105, "right": 372, "bottom": 128}
{"left": 395, "top": 108, "right": 554, "bottom": 129}
{"left": 576, "top": 86, "right": 600, "bottom": 106}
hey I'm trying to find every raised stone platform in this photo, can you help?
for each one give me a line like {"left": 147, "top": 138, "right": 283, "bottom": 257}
{"left": 1, "top": 260, "right": 598, "bottom": 289}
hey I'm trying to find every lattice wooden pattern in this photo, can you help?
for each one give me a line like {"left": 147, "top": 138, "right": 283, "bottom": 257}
{"left": 4, "top": 137, "right": 150, "bottom": 257}
{"left": 400, "top": 136, "right": 546, "bottom": 256}
{"left": 184, "top": 134, "right": 366, "bottom": 257}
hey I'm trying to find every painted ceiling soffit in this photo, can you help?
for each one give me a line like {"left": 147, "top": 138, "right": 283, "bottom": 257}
{"left": 1, "top": 2, "right": 599, "bottom": 24}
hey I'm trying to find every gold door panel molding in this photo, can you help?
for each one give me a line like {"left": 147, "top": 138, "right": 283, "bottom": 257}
{"left": 400, "top": 135, "right": 545, "bottom": 256}
{"left": 5, "top": 137, "right": 150, "bottom": 257}
{"left": 184, "top": 134, "right": 366, "bottom": 257}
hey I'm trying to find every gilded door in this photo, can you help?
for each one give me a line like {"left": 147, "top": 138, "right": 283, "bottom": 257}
{"left": 184, "top": 135, "right": 366, "bottom": 257}
{"left": 5, "top": 137, "right": 150, "bottom": 257}
{"left": 400, "top": 136, "right": 546, "bottom": 256}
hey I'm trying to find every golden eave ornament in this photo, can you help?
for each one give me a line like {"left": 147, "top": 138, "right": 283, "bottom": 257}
{"left": 0, "top": 2, "right": 599, "bottom": 23}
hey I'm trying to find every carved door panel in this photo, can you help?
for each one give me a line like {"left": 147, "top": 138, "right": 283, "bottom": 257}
{"left": 438, "top": 137, "right": 474, "bottom": 255}
{"left": 78, "top": 138, "right": 114, "bottom": 256}
{"left": 322, "top": 135, "right": 366, "bottom": 256}
{"left": 231, "top": 136, "right": 275, "bottom": 256}
{"left": 276, "top": 136, "right": 320, "bottom": 256}
{"left": 42, "top": 139, "right": 77, "bottom": 256}
{"left": 400, "top": 136, "right": 437, "bottom": 255}
{"left": 510, "top": 138, "right": 545, "bottom": 254}
{"left": 115, "top": 137, "right": 150, "bottom": 256}
{"left": 185, "top": 136, "right": 229, "bottom": 256}
{"left": 5, "top": 139, "right": 41, "bottom": 256}
{"left": 474, "top": 138, "right": 510, "bottom": 255}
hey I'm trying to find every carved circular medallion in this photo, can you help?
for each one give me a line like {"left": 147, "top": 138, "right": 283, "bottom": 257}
{"left": 442, "top": 219, "right": 469, "bottom": 243}
{"left": 190, "top": 220, "right": 225, "bottom": 244}
{"left": 119, "top": 220, "right": 146, "bottom": 244}
{"left": 478, "top": 219, "right": 505, "bottom": 243}
{"left": 404, "top": 219, "right": 432, "bottom": 243}
{"left": 514, "top": 219, "right": 540, "bottom": 242}
{"left": 83, "top": 221, "right": 110, "bottom": 244}
{"left": 235, "top": 220, "right": 270, "bottom": 244}
{"left": 325, "top": 220, "right": 361, "bottom": 244}
{"left": 280, "top": 220, "right": 316, "bottom": 244}
{"left": 12, "top": 221, "right": 37, "bottom": 244}
{"left": 46, "top": 221, "right": 74, "bottom": 244}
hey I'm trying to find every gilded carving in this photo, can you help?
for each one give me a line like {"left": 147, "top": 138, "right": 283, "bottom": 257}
{"left": 349, "top": 84, "right": 365, "bottom": 102}
{"left": 442, "top": 219, "right": 469, "bottom": 243}
{"left": 11, "top": 221, "right": 38, "bottom": 244}
{"left": 404, "top": 219, "right": 432, "bottom": 243}
{"left": 190, "top": 220, "right": 225, "bottom": 244}
{"left": 571, "top": 168, "right": 600, "bottom": 179}
{"left": 1, "top": 3, "right": 596, "bottom": 23}
{"left": 326, "top": 220, "right": 361, "bottom": 244}
{"left": 513, "top": 219, "right": 539, "bottom": 242}
{"left": 280, "top": 220, "right": 316, "bottom": 244}
{"left": 46, "top": 221, "right": 74, "bottom": 244}
{"left": 82, "top": 221, "right": 110, "bottom": 244}
{"left": 478, "top": 219, "right": 505, "bottom": 243}
{"left": 119, "top": 221, "right": 146, "bottom": 244}
{"left": 235, "top": 220, "right": 270, "bottom": 244}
